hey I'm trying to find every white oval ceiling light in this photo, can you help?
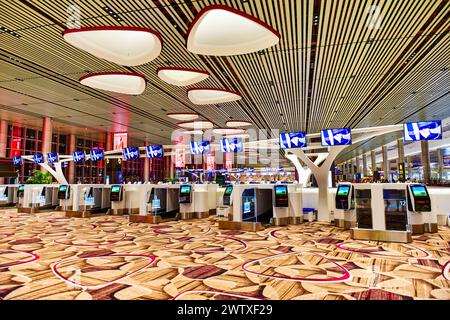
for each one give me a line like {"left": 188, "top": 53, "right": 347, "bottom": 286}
{"left": 177, "top": 120, "right": 214, "bottom": 129}
{"left": 213, "top": 128, "right": 246, "bottom": 135}
{"left": 79, "top": 72, "right": 146, "bottom": 95}
{"left": 226, "top": 120, "right": 252, "bottom": 127}
{"left": 157, "top": 67, "right": 209, "bottom": 86}
{"left": 167, "top": 112, "right": 199, "bottom": 121}
{"left": 181, "top": 130, "right": 204, "bottom": 135}
{"left": 63, "top": 26, "right": 162, "bottom": 66}
{"left": 186, "top": 4, "right": 280, "bottom": 56}
{"left": 188, "top": 88, "right": 242, "bottom": 105}
{"left": 225, "top": 133, "right": 250, "bottom": 139}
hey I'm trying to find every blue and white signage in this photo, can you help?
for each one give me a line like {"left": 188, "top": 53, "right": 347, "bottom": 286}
{"left": 145, "top": 145, "right": 164, "bottom": 158}
{"left": 123, "top": 147, "right": 140, "bottom": 160}
{"left": 190, "top": 141, "right": 210, "bottom": 155}
{"left": 33, "top": 153, "right": 44, "bottom": 164}
{"left": 279, "top": 131, "right": 307, "bottom": 149}
{"left": 90, "top": 149, "right": 104, "bottom": 161}
{"left": 72, "top": 151, "right": 85, "bottom": 163}
{"left": 404, "top": 121, "right": 442, "bottom": 141}
{"left": 47, "top": 153, "right": 59, "bottom": 164}
{"left": 221, "top": 138, "right": 243, "bottom": 153}
{"left": 12, "top": 156, "right": 22, "bottom": 165}
{"left": 321, "top": 128, "right": 352, "bottom": 146}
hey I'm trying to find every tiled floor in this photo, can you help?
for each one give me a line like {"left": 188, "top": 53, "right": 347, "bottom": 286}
{"left": 0, "top": 208, "right": 449, "bottom": 300}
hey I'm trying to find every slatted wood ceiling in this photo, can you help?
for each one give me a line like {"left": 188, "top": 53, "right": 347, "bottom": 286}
{"left": 0, "top": 0, "right": 448, "bottom": 155}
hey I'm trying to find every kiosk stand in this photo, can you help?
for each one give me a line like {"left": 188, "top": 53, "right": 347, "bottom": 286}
{"left": 334, "top": 184, "right": 356, "bottom": 229}
{"left": 272, "top": 185, "right": 289, "bottom": 226}
{"left": 57, "top": 185, "right": 71, "bottom": 211}
{"left": 179, "top": 184, "right": 194, "bottom": 220}
{"left": 217, "top": 185, "right": 233, "bottom": 221}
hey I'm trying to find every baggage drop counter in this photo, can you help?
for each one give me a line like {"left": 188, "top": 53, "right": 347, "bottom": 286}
{"left": 350, "top": 183, "right": 437, "bottom": 243}
{"left": 129, "top": 184, "right": 180, "bottom": 224}
{"left": 110, "top": 184, "right": 146, "bottom": 215}
{"left": 65, "top": 184, "right": 111, "bottom": 218}
{"left": 219, "top": 183, "right": 304, "bottom": 231}
{"left": 179, "top": 184, "right": 210, "bottom": 220}
{"left": 18, "top": 184, "right": 59, "bottom": 213}
{"left": 0, "top": 185, "right": 19, "bottom": 207}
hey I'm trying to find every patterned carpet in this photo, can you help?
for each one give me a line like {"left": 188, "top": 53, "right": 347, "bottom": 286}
{"left": 0, "top": 208, "right": 449, "bottom": 300}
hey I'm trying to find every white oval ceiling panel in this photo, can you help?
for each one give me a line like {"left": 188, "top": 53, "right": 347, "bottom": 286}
{"left": 181, "top": 130, "right": 204, "bottom": 135}
{"left": 79, "top": 72, "right": 146, "bottom": 95}
{"left": 188, "top": 88, "right": 242, "bottom": 105}
{"left": 167, "top": 112, "right": 199, "bottom": 121}
{"left": 158, "top": 67, "right": 209, "bottom": 86}
{"left": 63, "top": 27, "right": 162, "bottom": 66}
{"left": 177, "top": 120, "right": 214, "bottom": 129}
{"left": 213, "top": 128, "right": 246, "bottom": 135}
{"left": 186, "top": 5, "right": 280, "bottom": 56}
{"left": 226, "top": 120, "right": 252, "bottom": 127}
{"left": 225, "top": 133, "right": 250, "bottom": 139}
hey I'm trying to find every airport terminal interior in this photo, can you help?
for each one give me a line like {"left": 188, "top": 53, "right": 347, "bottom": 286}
{"left": 0, "top": 0, "right": 449, "bottom": 301}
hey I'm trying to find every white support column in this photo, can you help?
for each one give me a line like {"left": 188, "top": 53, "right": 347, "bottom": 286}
{"left": 284, "top": 152, "right": 327, "bottom": 187}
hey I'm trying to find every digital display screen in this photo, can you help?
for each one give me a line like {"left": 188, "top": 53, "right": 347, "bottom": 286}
{"left": 12, "top": 156, "right": 22, "bottom": 165}
{"left": 111, "top": 185, "right": 121, "bottom": 193}
{"left": 90, "top": 149, "right": 104, "bottom": 161}
{"left": 72, "top": 151, "right": 85, "bottom": 163}
{"left": 247, "top": 168, "right": 254, "bottom": 172}
{"left": 275, "top": 185, "right": 287, "bottom": 196}
{"left": 243, "top": 202, "right": 251, "bottom": 214}
{"left": 59, "top": 185, "right": 68, "bottom": 192}
{"left": 321, "top": 128, "right": 352, "bottom": 146}
{"left": 404, "top": 121, "right": 442, "bottom": 141}
{"left": 337, "top": 185, "right": 351, "bottom": 196}
{"left": 411, "top": 185, "right": 428, "bottom": 197}
{"left": 145, "top": 145, "right": 164, "bottom": 158}
{"left": 221, "top": 138, "right": 243, "bottom": 153}
{"left": 47, "top": 153, "right": 59, "bottom": 164}
{"left": 224, "top": 185, "right": 233, "bottom": 195}
{"left": 190, "top": 141, "right": 210, "bottom": 155}
{"left": 180, "top": 185, "right": 191, "bottom": 194}
{"left": 279, "top": 132, "right": 307, "bottom": 149}
{"left": 152, "top": 199, "right": 161, "bottom": 209}
{"left": 33, "top": 153, "right": 44, "bottom": 164}
{"left": 123, "top": 147, "right": 139, "bottom": 160}
{"left": 18, "top": 185, "right": 25, "bottom": 191}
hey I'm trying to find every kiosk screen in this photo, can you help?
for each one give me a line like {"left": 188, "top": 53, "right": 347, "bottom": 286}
{"left": 57, "top": 185, "right": 69, "bottom": 200}
{"left": 224, "top": 186, "right": 233, "bottom": 196}
{"left": 179, "top": 185, "right": 192, "bottom": 204}
{"left": 335, "top": 185, "right": 352, "bottom": 210}
{"left": 17, "top": 185, "right": 25, "bottom": 197}
{"left": 410, "top": 185, "right": 431, "bottom": 212}
{"left": 110, "top": 185, "right": 123, "bottom": 202}
{"left": 223, "top": 185, "right": 233, "bottom": 206}
{"left": 274, "top": 185, "right": 288, "bottom": 207}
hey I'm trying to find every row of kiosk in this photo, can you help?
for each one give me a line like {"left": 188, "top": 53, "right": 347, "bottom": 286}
{"left": 1, "top": 181, "right": 446, "bottom": 242}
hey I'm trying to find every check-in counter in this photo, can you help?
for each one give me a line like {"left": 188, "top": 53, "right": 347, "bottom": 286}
{"left": 66, "top": 184, "right": 111, "bottom": 217}
{"left": 110, "top": 184, "right": 147, "bottom": 215}
{"left": 18, "top": 184, "right": 59, "bottom": 213}
{"left": 179, "top": 184, "right": 211, "bottom": 220}
{"left": 427, "top": 187, "right": 450, "bottom": 226}
{"left": 0, "top": 185, "right": 19, "bottom": 207}
{"left": 350, "top": 183, "right": 437, "bottom": 243}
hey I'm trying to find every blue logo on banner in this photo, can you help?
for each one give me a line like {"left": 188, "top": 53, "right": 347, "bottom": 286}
{"left": 72, "top": 151, "right": 85, "bottom": 163}
{"left": 221, "top": 138, "right": 243, "bottom": 153}
{"left": 33, "top": 153, "right": 44, "bottom": 164}
{"left": 404, "top": 121, "right": 442, "bottom": 141}
{"left": 321, "top": 128, "right": 352, "bottom": 146}
{"left": 279, "top": 132, "right": 307, "bottom": 149}
{"left": 190, "top": 141, "right": 210, "bottom": 155}
{"left": 90, "top": 149, "right": 104, "bottom": 161}
{"left": 145, "top": 145, "right": 163, "bottom": 158}
{"left": 123, "top": 147, "right": 139, "bottom": 160}
{"left": 12, "top": 156, "right": 22, "bottom": 165}
{"left": 47, "top": 153, "right": 59, "bottom": 164}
